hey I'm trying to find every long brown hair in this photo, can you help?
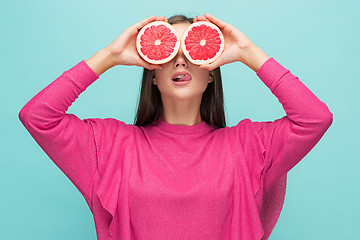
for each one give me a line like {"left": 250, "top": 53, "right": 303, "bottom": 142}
{"left": 134, "top": 15, "right": 226, "bottom": 129}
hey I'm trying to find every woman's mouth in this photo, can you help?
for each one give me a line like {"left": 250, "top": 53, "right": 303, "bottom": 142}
{"left": 172, "top": 71, "right": 192, "bottom": 86}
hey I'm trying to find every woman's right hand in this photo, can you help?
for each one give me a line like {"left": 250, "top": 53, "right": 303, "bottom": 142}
{"left": 105, "top": 15, "right": 165, "bottom": 70}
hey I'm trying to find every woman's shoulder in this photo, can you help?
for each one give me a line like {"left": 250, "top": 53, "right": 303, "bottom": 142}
{"left": 225, "top": 118, "right": 263, "bottom": 133}
{"left": 224, "top": 118, "right": 285, "bottom": 147}
{"left": 84, "top": 117, "right": 139, "bottom": 138}
{"left": 85, "top": 117, "right": 133, "bottom": 127}
{"left": 226, "top": 117, "right": 288, "bottom": 135}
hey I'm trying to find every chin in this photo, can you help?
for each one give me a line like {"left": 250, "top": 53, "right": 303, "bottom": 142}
{"left": 161, "top": 92, "right": 204, "bottom": 102}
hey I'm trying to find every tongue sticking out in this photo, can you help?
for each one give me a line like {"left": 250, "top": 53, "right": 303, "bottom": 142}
{"left": 172, "top": 74, "right": 192, "bottom": 82}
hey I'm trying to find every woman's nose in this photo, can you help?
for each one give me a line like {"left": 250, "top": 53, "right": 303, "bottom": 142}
{"left": 173, "top": 49, "right": 188, "bottom": 68}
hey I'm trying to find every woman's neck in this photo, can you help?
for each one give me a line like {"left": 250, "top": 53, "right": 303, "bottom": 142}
{"left": 160, "top": 96, "right": 203, "bottom": 126}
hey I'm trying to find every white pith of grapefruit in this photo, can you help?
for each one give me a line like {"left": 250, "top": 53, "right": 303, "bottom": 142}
{"left": 181, "top": 21, "right": 224, "bottom": 65}
{"left": 136, "top": 21, "right": 181, "bottom": 64}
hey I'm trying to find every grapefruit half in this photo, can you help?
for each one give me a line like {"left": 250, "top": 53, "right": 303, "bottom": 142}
{"left": 136, "top": 21, "right": 180, "bottom": 64}
{"left": 181, "top": 21, "right": 224, "bottom": 65}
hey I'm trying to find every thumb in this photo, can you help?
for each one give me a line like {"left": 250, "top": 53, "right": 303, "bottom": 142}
{"left": 199, "top": 58, "right": 224, "bottom": 71}
{"left": 140, "top": 60, "right": 162, "bottom": 70}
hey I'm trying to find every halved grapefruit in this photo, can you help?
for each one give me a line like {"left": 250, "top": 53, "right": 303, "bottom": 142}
{"left": 181, "top": 21, "right": 224, "bottom": 65}
{"left": 136, "top": 21, "right": 180, "bottom": 64}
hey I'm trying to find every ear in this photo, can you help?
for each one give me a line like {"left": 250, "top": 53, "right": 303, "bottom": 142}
{"left": 208, "top": 71, "right": 214, "bottom": 83}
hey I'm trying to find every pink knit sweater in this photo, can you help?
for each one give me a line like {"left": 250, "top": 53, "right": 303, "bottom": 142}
{"left": 19, "top": 58, "right": 333, "bottom": 240}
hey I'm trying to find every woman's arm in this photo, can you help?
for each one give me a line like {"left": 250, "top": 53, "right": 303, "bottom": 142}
{"left": 236, "top": 44, "right": 270, "bottom": 73}
{"left": 18, "top": 60, "right": 100, "bottom": 208}
{"left": 85, "top": 47, "right": 117, "bottom": 76}
{"left": 199, "top": 13, "right": 333, "bottom": 190}
{"left": 18, "top": 15, "right": 166, "bottom": 207}
{"left": 254, "top": 57, "right": 333, "bottom": 190}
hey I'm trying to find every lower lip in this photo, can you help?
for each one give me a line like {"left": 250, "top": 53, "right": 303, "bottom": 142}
{"left": 172, "top": 80, "right": 191, "bottom": 86}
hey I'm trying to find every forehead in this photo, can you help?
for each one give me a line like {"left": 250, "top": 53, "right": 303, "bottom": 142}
{"left": 171, "top": 23, "right": 191, "bottom": 36}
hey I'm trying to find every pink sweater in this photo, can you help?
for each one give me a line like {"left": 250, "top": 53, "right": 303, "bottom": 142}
{"left": 19, "top": 58, "right": 333, "bottom": 240}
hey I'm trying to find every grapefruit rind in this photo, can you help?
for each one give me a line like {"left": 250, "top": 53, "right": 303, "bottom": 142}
{"left": 181, "top": 21, "right": 224, "bottom": 65}
{"left": 136, "top": 21, "right": 181, "bottom": 65}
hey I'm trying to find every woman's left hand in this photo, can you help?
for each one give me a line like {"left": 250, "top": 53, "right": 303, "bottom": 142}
{"left": 194, "top": 13, "right": 270, "bottom": 72}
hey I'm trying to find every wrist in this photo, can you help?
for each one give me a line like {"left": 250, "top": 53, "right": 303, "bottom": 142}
{"left": 85, "top": 48, "right": 116, "bottom": 76}
{"left": 239, "top": 44, "right": 271, "bottom": 72}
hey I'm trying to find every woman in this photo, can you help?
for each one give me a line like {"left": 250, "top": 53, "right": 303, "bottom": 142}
{"left": 19, "top": 13, "right": 333, "bottom": 240}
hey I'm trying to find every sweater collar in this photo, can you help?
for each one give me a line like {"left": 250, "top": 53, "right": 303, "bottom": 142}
{"left": 151, "top": 118, "right": 214, "bottom": 134}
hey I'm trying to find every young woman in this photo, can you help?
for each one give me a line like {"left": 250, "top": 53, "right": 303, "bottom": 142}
{"left": 19, "top": 13, "right": 333, "bottom": 240}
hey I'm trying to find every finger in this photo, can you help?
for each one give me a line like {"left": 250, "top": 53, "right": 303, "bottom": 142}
{"left": 194, "top": 15, "right": 211, "bottom": 24}
{"left": 156, "top": 16, "right": 166, "bottom": 21}
{"left": 133, "top": 15, "right": 157, "bottom": 31}
{"left": 204, "top": 13, "right": 228, "bottom": 29}
{"left": 196, "top": 15, "right": 208, "bottom": 21}
{"left": 199, "top": 63, "right": 217, "bottom": 71}
{"left": 141, "top": 60, "right": 162, "bottom": 70}
{"left": 199, "top": 58, "right": 224, "bottom": 71}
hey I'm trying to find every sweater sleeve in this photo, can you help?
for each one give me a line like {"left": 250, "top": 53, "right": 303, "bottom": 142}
{"left": 18, "top": 60, "right": 100, "bottom": 208}
{"left": 252, "top": 57, "right": 333, "bottom": 192}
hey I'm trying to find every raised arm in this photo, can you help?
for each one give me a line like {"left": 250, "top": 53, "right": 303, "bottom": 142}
{"left": 18, "top": 60, "right": 100, "bottom": 207}
{"left": 254, "top": 57, "right": 333, "bottom": 190}
{"left": 18, "top": 15, "right": 166, "bottom": 207}
{"left": 198, "top": 13, "right": 333, "bottom": 191}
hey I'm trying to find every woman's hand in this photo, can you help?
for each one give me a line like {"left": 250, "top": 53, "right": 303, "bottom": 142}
{"left": 105, "top": 15, "right": 165, "bottom": 70}
{"left": 194, "top": 13, "right": 270, "bottom": 72}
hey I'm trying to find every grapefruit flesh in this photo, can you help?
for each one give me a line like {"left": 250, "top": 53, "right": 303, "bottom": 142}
{"left": 136, "top": 21, "right": 180, "bottom": 64}
{"left": 181, "top": 21, "right": 224, "bottom": 65}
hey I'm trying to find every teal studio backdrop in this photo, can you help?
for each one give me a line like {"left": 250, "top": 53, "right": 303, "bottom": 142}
{"left": 1, "top": 0, "right": 358, "bottom": 239}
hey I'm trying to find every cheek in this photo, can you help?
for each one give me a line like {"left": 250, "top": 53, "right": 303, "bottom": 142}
{"left": 199, "top": 72, "right": 210, "bottom": 84}
{"left": 153, "top": 71, "right": 171, "bottom": 92}
{"left": 194, "top": 74, "right": 211, "bottom": 92}
{"left": 154, "top": 68, "right": 171, "bottom": 81}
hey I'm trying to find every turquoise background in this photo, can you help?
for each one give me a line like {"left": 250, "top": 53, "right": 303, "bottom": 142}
{"left": 1, "top": 0, "right": 358, "bottom": 239}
